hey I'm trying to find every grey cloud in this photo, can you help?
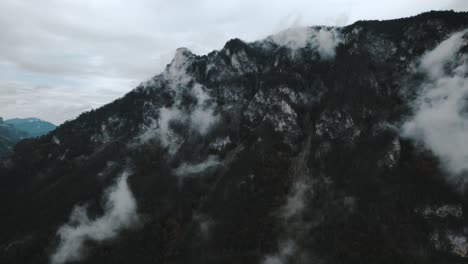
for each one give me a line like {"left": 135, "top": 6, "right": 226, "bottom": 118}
{"left": 193, "top": 213, "right": 215, "bottom": 240}
{"left": 263, "top": 180, "right": 312, "bottom": 264}
{"left": 281, "top": 181, "right": 309, "bottom": 220}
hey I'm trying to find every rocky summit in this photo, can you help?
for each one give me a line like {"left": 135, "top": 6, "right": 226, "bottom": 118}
{"left": 1, "top": 10, "right": 468, "bottom": 264}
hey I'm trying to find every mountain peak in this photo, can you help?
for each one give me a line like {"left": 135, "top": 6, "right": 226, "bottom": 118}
{"left": 175, "top": 47, "right": 194, "bottom": 56}
{"left": 223, "top": 38, "right": 248, "bottom": 54}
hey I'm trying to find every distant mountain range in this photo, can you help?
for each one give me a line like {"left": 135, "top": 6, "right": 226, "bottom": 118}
{"left": 0, "top": 117, "right": 56, "bottom": 157}
{"left": 4, "top": 118, "right": 56, "bottom": 137}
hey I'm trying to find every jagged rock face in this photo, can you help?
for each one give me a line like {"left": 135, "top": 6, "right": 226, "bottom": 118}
{"left": 1, "top": 11, "right": 468, "bottom": 264}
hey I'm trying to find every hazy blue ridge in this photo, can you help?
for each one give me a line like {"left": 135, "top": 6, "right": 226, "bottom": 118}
{"left": 5, "top": 117, "right": 56, "bottom": 137}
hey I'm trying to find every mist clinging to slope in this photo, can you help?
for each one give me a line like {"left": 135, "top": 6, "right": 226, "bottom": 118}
{"left": 50, "top": 171, "right": 139, "bottom": 264}
{"left": 402, "top": 29, "right": 468, "bottom": 183}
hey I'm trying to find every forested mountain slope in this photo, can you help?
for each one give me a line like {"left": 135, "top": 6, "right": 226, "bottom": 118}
{"left": 1, "top": 11, "right": 468, "bottom": 264}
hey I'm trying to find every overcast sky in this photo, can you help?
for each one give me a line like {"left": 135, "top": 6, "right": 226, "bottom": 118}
{"left": 0, "top": 0, "right": 466, "bottom": 124}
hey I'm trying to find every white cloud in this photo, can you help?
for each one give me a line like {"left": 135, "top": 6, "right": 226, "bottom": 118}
{"left": 155, "top": 107, "right": 184, "bottom": 153}
{"left": 263, "top": 239, "right": 297, "bottom": 264}
{"left": 173, "top": 155, "right": 221, "bottom": 177}
{"left": 50, "top": 170, "right": 139, "bottom": 264}
{"left": 420, "top": 30, "right": 467, "bottom": 77}
{"left": 262, "top": 180, "right": 311, "bottom": 264}
{"left": 402, "top": 29, "right": 468, "bottom": 182}
{"left": 189, "top": 84, "right": 219, "bottom": 135}
{"left": 281, "top": 181, "right": 309, "bottom": 219}
{"left": 265, "top": 27, "right": 342, "bottom": 59}
{"left": 316, "top": 28, "right": 341, "bottom": 59}
{"left": 268, "top": 27, "right": 314, "bottom": 50}
{"left": 138, "top": 83, "right": 219, "bottom": 155}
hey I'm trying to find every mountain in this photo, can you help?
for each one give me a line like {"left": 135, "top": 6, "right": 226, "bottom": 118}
{"left": 1, "top": 10, "right": 468, "bottom": 264}
{"left": 0, "top": 117, "right": 55, "bottom": 158}
{"left": 0, "top": 117, "right": 28, "bottom": 157}
{"left": 5, "top": 118, "right": 56, "bottom": 137}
